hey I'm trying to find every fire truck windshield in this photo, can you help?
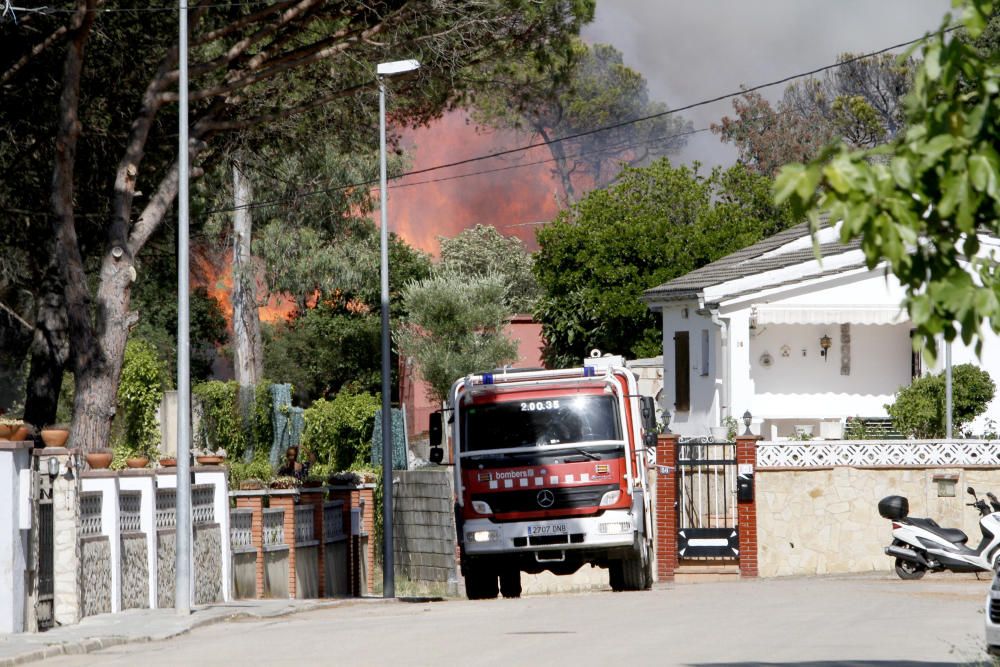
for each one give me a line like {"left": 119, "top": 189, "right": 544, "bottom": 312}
{"left": 460, "top": 395, "right": 622, "bottom": 452}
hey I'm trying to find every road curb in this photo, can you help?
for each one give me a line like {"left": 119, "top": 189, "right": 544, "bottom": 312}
{"left": 0, "top": 599, "right": 382, "bottom": 667}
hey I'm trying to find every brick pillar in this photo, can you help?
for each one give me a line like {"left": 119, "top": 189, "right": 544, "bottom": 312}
{"left": 269, "top": 494, "right": 298, "bottom": 598}
{"left": 736, "top": 435, "right": 759, "bottom": 578}
{"left": 301, "top": 490, "right": 325, "bottom": 596}
{"left": 358, "top": 486, "right": 375, "bottom": 595}
{"left": 654, "top": 433, "right": 679, "bottom": 582}
{"left": 235, "top": 494, "right": 265, "bottom": 598}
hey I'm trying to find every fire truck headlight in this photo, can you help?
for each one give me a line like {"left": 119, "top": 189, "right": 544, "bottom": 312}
{"left": 471, "top": 500, "right": 493, "bottom": 515}
{"left": 467, "top": 530, "right": 498, "bottom": 543}
{"left": 599, "top": 490, "right": 621, "bottom": 506}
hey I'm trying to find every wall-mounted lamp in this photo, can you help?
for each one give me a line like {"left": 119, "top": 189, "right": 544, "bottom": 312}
{"left": 819, "top": 334, "right": 832, "bottom": 361}
{"left": 742, "top": 410, "right": 753, "bottom": 436}
{"left": 46, "top": 456, "right": 60, "bottom": 478}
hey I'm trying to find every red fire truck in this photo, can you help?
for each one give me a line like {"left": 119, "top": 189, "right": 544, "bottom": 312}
{"left": 429, "top": 364, "right": 658, "bottom": 599}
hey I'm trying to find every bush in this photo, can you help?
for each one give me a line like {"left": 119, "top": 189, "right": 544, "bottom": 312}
{"left": 117, "top": 338, "right": 168, "bottom": 458}
{"left": 194, "top": 381, "right": 244, "bottom": 456}
{"left": 228, "top": 456, "right": 275, "bottom": 489}
{"left": 887, "top": 364, "right": 996, "bottom": 438}
{"left": 301, "top": 390, "right": 380, "bottom": 471}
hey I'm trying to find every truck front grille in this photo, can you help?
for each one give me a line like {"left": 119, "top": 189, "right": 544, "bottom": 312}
{"left": 473, "top": 483, "right": 617, "bottom": 515}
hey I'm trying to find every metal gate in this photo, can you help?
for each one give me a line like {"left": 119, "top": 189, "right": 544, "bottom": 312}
{"left": 37, "top": 472, "right": 54, "bottom": 630}
{"left": 676, "top": 438, "right": 739, "bottom": 559}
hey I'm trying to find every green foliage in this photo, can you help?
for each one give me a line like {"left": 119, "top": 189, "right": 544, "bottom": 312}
{"left": 116, "top": 339, "right": 168, "bottom": 458}
{"left": 397, "top": 272, "right": 519, "bottom": 402}
{"left": 534, "top": 159, "right": 798, "bottom": 366}
{"left": 886, "top": 364, "right": 996, "bottom": 438}
{"left": 844, "top": 417, "right": 875, "bottom": 440}
{"left": 227, "top": 456, "right": 275, "bottom": 489}
{"left": 723, "top": 416, "right": 740, "bottom": 441}
{"left": 439, "top": 225, "right": 540, "bottom": 313}
{"left": 301, "top": 391, "right": 381, "bottom": 472}
{"left": 193, "top": 381, "right": 245, "bottom": 458}
{"left": 775, "top": 0, "right": 1000, "bottom": 359}
{"left": 264, "top": 304, "right": 381, "bottom": 404}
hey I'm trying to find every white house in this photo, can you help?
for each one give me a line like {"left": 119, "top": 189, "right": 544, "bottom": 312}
{"left": 642, "top": 222, "right": 1000, "bottom": 439}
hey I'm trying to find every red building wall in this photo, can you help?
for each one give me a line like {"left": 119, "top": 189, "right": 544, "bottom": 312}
{"left": 399, "top": 315, "right": 545, "bottom": 439}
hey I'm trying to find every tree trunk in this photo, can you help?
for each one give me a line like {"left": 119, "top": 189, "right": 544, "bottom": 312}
{"left": 232, "top": 159, "right": 263, "bottom": 457}
{"left": 537, "top": 126, "right": 576, "bottom": 205}
{"left": 22, "top": 262, "right": 70, "bottom": 429}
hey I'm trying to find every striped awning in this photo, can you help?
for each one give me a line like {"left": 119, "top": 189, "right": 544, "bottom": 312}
{"left": 752, "top": 304, "right": 907, "bottom": 326}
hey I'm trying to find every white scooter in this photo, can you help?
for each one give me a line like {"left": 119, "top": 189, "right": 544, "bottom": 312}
{"left": 879, "top": 487, "right": 1000, "bottom": 579}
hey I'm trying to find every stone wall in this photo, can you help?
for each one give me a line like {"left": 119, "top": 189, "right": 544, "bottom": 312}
{"left": 81, "top": 537, "right": 111, "bottom": 617}
{"left": 120, "top": 534, "right": 149, "bottom": 610}
{"left": 392, "top": 470, "right": 456, "bottom": 585}
{"left": 156, "top": 529, "right": 176, "bottom": 608}
{"left": 194, "top": 524, "right": 222, "bottom": 605}
{"left": 757, "top": 465, "right": 1000, "bottom": 577}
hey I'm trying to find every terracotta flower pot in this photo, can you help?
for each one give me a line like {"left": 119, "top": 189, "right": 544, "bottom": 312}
{"left": 85, "top": 450, "right": 113, "bottom": 469}
{"left": 40, "top": 428, "right": 69, "bottom": 447}
{"left": 196, "top": 455, "right": 224, "bottom": 465}
{"left": 239, "top": 479, "right": 264, "bottom": 491}
{"left": 159, "top": 457, "right": 177, "bottom": 467}
{"left": 0, "top": 423, "right": 19, "bottom": 439}
{"left": 126, "top": 456, "right": 150, "bottom": 469}
{"left": 12, "top": 426, "right": 30, "bottom": 442}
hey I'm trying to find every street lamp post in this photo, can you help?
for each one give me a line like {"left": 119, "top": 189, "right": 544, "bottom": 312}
{"left": 377, "top": 58, "right": 419, "bottom": 599}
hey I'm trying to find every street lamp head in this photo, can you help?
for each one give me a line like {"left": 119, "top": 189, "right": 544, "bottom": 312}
{"left": 377, "top": 59, "right": 420, "bottom": 76}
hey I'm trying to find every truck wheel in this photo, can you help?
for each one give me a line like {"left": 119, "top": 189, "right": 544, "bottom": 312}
{"left": 499, "top": 568, "right": 522, "bottom": 598}
{"left": 465, "top": 567, "right": 499, "bottom": 600}
{"left": 609, "top": 561, "right": 626, "bottom": 591}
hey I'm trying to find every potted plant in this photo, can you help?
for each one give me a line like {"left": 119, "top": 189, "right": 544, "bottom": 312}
{"left": 0, "top": 416, "right": 23, "bottom": 440}
{"left": 195, "top": 447, "right": 226, "bottom": 465}
{"left": 269, "top": 475, "right": 301, "bottom": 490}
{"left": 85, "top": 449, "right": 114, "bottom": 469}
{"left": 40, "top": 423, "right": 70, "bottom": 447}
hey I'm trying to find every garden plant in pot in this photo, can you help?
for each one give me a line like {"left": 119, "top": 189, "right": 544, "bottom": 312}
{"left": 0, "top": 416, "right": 24, "bottom": 440}
{"left": 40, "top": 423, "right": 71, "bottom": 447}
{"left": 114, "top": 338, "right": 168, "bottom": 470}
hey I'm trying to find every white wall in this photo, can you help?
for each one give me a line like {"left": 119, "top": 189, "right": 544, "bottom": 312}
{"left": 748, "top": 322, "right": 912, "bottom": 419}
{"left": 0, "top": 446, "right": 30, "bottom": 634}
{"left": 660, "top": 305, "right": 722, "bottom": 437}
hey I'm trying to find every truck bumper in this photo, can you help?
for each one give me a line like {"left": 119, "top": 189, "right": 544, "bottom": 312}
{"left": 461, "top": 510, "right": 637, "bottom": 556}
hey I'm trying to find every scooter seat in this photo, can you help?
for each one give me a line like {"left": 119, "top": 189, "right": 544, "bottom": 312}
{"left": 906, "top": 517, "right": 969, "bottom": 544}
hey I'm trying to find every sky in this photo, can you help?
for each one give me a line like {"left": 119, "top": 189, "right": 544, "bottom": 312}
{"left": 582, "top": 0, "right": 952, "bottom": 169}
{"left": 388, "top": 0, "right": 953, "bottom": 255}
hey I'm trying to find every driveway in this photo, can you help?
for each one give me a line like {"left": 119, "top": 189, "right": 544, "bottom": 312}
{"left": 41, "top": 573, "right": 994, "bottom": 666}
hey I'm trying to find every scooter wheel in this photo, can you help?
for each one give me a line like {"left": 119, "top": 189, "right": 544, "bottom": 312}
{"left": 894, "top": 557, "right": 927, "bottom": 580}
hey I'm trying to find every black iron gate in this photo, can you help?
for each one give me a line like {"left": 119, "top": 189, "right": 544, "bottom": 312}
{"left": 676, "top": 438, "right": 739, "bottom": 559}
{"left": 36, "top": 469, "right": 54, "bottom": 630}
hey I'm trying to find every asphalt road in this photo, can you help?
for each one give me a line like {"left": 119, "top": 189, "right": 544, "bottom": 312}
{"left": 42, "top": 573, "right": 995, "bottom": 667}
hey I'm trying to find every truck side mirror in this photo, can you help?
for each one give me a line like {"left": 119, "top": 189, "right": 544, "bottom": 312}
{"left": 644, "top": 431, "right": 658, "bottom": 450}
{"left": 639, "top": 396, "right": 657, "bottom": 432}
{"left": 429, "top": 447, "right": 444, "bottom": 464}
{"left": 429, "top": 411, "right": 442, "bottom": 448}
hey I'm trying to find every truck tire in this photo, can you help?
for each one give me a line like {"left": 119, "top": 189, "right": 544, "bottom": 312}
{"left": 611, "top": 542, "right": 651, "bottom": 591}
{"left": 499, "top": 568, "right": 522, "bottom": 598}
{"left": 465, "top": 566, "right": 499, "bottom": 600}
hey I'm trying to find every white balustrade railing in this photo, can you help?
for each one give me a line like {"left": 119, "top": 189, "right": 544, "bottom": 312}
{"left": 80, "top": 492, "right": 102, "bottom": 537}
{"left": 294, "top": 506, "right": 315, "bottom": 544}
{"left": 119, "top": 491, "right": 142, "bottom": 534}
{"left": 192, "top": 484, "right": 215, "bottom": 525}
{"left": 757, "top": 440, "right": 1000, "bottom": 469}
{"left": 156, "top": 488, "right": 176, "bottom": 529}
{"left": 263, "top": 508, "right": 285, "bottom": 547}
{"left": 323, "top": 501, "right": 345, "bottom": 542}
{"left": 230, "top": 509, "right": 253, "bottom": 549}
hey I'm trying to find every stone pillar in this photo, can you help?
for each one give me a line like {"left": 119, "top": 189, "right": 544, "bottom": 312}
{"left": 268, "top": 492, "right": 298, "bottom": 598}
{"left": 736, "top": 435, "right": 759, "bottom": 578}
{"left": 654, "top": 434, "right": 679, "bottom": 582}
{"left": 300, "top": 490, "right": 325, "bottom": 596}
{"left": 45, "top": 448, "right": 81, "bottom": 626}
{"left": 235, "top": 493, "right": 265, "bottom": 598}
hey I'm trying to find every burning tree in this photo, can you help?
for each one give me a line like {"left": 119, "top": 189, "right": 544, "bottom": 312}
{"left": 0, "top": 0, "right": 594, "bottom": 450}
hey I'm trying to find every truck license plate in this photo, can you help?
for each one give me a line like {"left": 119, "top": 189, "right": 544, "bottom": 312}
{"left": 527, "top": 524, "right": 567, "bottom": 536}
